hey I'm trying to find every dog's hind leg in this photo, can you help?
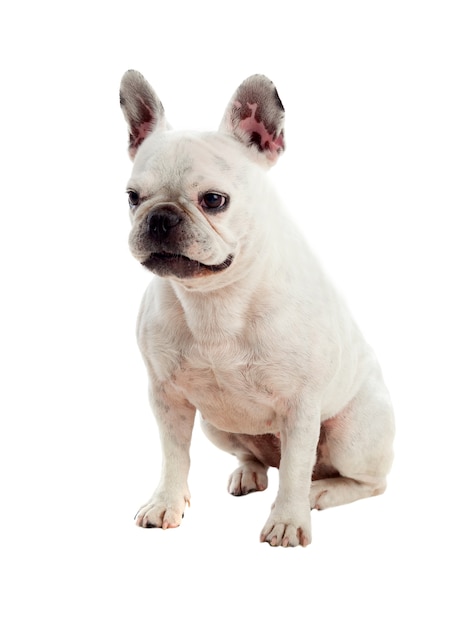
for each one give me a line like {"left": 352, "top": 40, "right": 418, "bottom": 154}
{"left": 310, "top": 373, "right": 395, "bottom": 510}
{"left": 200, "top": 419, "right": 280, "bottom": 496}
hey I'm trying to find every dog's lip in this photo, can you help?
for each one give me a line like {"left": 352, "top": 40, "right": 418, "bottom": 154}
{"left": 141, "top": 251, "right": 234, "bottom": 278}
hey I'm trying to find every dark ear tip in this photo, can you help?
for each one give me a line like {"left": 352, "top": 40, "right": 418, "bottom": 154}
{"left": 274, "top": 88, "right": 285, "bottom": 113}
{"left": 121, "top": 69, "right": 134, "bottom": 83}
{"left": 237, "top": 74, "right": 285, "bottom": 112}
{"left": 120, "top": 69, "right": 147, "bottom": 90}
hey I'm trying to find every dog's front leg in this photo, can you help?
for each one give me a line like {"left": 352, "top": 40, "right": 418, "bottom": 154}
{"left": 135, "top": 381, "right": 196, "bottom": 530}
{"left": 260, "top": 406, "right": 320, "bottom": 547}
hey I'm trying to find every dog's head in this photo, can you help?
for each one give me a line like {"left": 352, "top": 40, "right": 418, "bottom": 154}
{"left": 120, "top": 71, "right": 285, "bottom": 287}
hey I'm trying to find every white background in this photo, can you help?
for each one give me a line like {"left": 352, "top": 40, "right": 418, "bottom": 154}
{"left": 1, "top": 1, "right": 463, "bottom": 624}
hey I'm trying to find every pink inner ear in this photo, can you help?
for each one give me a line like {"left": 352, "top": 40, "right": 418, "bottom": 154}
{"left": 134, "top": 120, "right": 154, "bottom": 145}
{"left": 129, "top": 94, "right": 157, "bottom": 156}
{"left": 236, "top": 102, "right": 284, "bottom": 157}
{"left": 129, "top": 120, "right": 154, "bottom": 159}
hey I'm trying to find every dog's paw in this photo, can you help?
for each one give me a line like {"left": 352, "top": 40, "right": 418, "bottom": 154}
{"left": 228, "top": 460, "right": 268, "bottom": 496}
{"left": 135, "top": 492, "right": 189, "bottom": 529}
{"left": 260, "top": 508, "right": 312, "bottom": 547}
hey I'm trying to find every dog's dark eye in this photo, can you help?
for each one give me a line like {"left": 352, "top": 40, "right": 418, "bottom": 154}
{"left": 127, "top": 190, "right": 140, "bottom": 209}
{"left": 200, "top": 192, "right": 228, "bottom": 213}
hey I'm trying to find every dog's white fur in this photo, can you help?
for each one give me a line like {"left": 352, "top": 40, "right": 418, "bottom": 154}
{"left": 120, "top": 71, "right": 395, "bottom": 547}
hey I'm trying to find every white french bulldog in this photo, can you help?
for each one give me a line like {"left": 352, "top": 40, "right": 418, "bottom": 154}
{"left": 120, "top": 70, "right": 395, "bottom": 547}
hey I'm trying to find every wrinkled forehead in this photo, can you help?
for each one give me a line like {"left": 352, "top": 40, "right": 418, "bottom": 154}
{"left": 129, "top": 130, "right": 246, "bottom": 193}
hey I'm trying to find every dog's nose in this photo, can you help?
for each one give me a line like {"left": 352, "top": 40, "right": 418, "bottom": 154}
{"left": 147, "top": 206, "right": 182, "bottom": 240}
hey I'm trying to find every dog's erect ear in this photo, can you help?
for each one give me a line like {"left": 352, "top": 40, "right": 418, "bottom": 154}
{"left": 120, "top": 70, "right": 168, "bottom": 160}
{"left": 219, "top": 75, "right": 285, "bottom": 167}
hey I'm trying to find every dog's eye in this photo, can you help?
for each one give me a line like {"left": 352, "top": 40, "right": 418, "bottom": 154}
{"left": 127, "top": 190, "right": 140, "bottom": 209}
{"left": 200, "top": 192, "right": 228, "bottom": 213}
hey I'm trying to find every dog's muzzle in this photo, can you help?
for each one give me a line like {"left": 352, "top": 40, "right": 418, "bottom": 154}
{"left": 138, "top": 204, "right": 233, "bottom": 279}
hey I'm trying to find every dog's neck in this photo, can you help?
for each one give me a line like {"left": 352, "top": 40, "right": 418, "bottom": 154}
{"left": 171, "top": 276, "right": 260, "bottom": 344}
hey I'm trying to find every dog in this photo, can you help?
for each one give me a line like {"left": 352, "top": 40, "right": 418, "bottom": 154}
{"left": 119, "top": 70, "right": 395, "bottom": 547}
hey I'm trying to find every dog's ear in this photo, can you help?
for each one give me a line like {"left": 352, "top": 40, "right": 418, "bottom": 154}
{"left": 219, "top": 75, "right": 285, "bottom": 167}
{"left": 120, "top": 70, "right": 168, "bottom": 160}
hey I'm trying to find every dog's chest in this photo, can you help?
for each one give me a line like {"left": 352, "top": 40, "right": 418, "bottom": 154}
{"left": 172, "top": 354, "right": 280, "bottom": 434}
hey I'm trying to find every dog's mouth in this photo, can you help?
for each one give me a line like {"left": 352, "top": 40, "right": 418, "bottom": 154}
{"left": 141, "top": 252, "right": 234, "bottom": 279}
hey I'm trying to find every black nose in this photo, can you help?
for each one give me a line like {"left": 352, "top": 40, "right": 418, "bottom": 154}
{"left": 147, "top": 206, "right": 182, "bottom": 241}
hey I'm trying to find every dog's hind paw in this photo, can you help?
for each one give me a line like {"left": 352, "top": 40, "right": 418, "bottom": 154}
{"left": 228, "top": 460, "right": 268, "bottom": 496}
